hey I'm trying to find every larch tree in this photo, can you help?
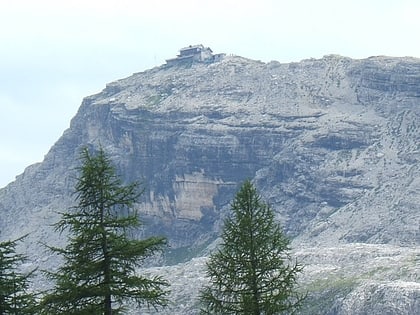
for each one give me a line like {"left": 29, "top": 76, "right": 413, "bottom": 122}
{"left": 41, "top": 147, "right": 169, "bottom": 314}
{"left": 200, "top": 180, "right": 304, "bottom": 315}
{"left": 0, "top": 235, "right": 37, "bottom": 314}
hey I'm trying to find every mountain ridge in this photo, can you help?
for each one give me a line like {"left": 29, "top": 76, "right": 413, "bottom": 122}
{"left": 0, "top": 52, "right": 419, "bottom": 314}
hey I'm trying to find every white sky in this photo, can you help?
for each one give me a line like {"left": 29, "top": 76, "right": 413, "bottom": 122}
{"left": 0, "top": 0, "right": 419, "bottom": 188}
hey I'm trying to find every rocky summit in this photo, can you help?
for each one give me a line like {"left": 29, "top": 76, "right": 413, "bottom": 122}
{"left": 0, "top": 49, "right": 419, "bottom": 314}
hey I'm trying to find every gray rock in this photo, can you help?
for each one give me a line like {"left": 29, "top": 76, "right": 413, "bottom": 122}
{"left": 135, "top": 244, "right": 419, "bottom": 314}
{"left": 0, "top": 53, "right": 419, "bottom": 314}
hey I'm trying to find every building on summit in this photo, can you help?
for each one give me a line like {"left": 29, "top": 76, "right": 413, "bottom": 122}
{"left": 166, "top": 45, "right": 225, "bottom": 66}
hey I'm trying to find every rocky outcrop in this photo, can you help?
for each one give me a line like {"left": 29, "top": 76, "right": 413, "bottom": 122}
{"left": 0, "top": 53, "right": 419, "bottom": 314}
{"left": 135, "top": 243, "right": 419, "bottom": 315}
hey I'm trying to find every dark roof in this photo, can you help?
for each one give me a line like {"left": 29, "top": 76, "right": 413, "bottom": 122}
{"left": 179, "top": 44, "right": 205, "bottom": 52}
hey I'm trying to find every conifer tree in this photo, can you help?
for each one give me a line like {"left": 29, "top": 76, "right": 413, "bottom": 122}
{"left": 0, "top": 235, "right": 36, "bottom": 314}
{"left": 200, "top": 180, "right": 304, "bottom": 314}
{"left": 41, "top": 147, "right": 169, "bottom": 314}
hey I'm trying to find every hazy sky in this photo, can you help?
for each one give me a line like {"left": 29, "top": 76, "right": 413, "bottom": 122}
{"left": 0, "top": 0, "right": 419, "bottom": 188}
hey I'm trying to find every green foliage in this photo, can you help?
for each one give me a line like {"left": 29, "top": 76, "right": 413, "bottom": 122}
{"left": 0, "top": 235, "right": 37, "bottom": 314}
{"left": 40, "top": 147, "right": 169, "bottom": 314}
{"left": 200, "top": 180, "right": 304, "bottom": 314}
{"left": 299, "top": 276, "right": 356, "bottom": 315}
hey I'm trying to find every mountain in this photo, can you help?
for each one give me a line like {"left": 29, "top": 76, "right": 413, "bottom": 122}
{"left": 0, "top": 49, "right": 419, "bottom": 314}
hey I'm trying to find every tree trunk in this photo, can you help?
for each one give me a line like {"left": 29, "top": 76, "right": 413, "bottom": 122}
{"left": 103, "top": 234, "right": 112, "bottom": 315}
{"left": 104, "top": 295, "right": 112, "bottom": 315}
{"left": 100, "top": 199, "right": 112, "bottom": 315}
{"left": 0, "top": 294, "right": 4, "bottom": 315}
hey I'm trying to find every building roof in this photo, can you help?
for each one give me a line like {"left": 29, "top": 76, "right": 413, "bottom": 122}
{"left": 179, "top": 44, "right": 205, "bottom": 52}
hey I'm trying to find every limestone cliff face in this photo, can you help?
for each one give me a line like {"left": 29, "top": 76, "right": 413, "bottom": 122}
{"left": 0, "top": 53, "right": 419, "bottom": 313}
{"left": 1, "top": 54, "right": 419, "bottom": 248}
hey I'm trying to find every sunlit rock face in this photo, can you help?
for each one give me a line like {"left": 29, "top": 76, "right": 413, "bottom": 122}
{"left": 0, "top": 53, "right": 419, "bottom": 314}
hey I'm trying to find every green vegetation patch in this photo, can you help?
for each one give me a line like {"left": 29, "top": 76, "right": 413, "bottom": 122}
{"left": 299, "top": 275, "right": 358, "bottom": 315}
